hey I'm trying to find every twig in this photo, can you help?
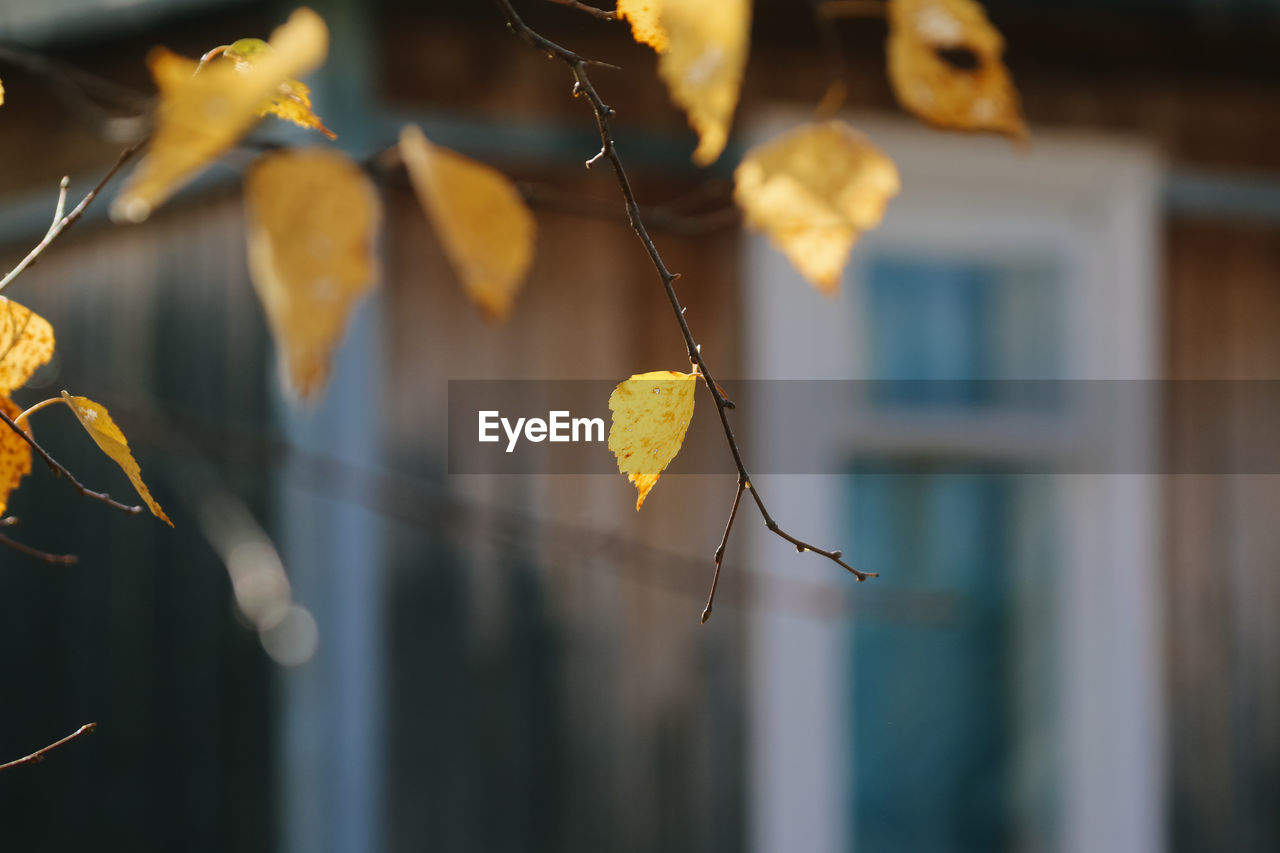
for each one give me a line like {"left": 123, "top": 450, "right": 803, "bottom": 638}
{"left": 0, "top": 137, "right": 148, "bottom": 294}
{"left": 702, "top": 477, "right": 745, "bottom": 623}
{"left": 494, "top": 0, "right": 877, "bottom": 622}
{"left": 0, "top": 723, "right": 97, "bottom": 772}
{"left": 0, "top": 533, "right": 78, "bottom": 564}
{"left": 546, "top": 0, "right": 617, "bottom": 20}
{"left": 0, "top": 407, "right": 142, "bottom": 516}
{"left": 517, "top": 181, "right": 740, "bottom": 236}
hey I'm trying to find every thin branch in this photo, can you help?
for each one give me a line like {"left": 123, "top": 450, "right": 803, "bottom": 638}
{"left": 0, "top": 723, "right": 97, "bottom": 772}
{"left": 546, "top": 0, "right": 617, "bottom": 20}
{"left": 0, "top": 407, "right": 143, "bottom": 516}
{"left": 0, "top": 137, "right": 148, "bottom": 294}
{"left": 495, "top": 0, "right": 876, "bottom": 622}
{"left": 702, "top": 477, "right": 745, "bottom": 624}
{"left": 517, "top": 181, "right": 741, "bottom": 236}
{"left": 0, "top": 533, "right": 78, "bottom": 564}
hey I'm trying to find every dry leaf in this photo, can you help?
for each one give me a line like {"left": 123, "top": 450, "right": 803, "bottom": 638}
{"left": 111, "top": 7, "right": 329, "bottom": 223}
{"left": 616, "top": 0, "right": 668, "bottom": 51}
{"left": 0, "top": 396, "right": 32, "bottom": 515}
{"left": 399, "top": 124, "right": 535, "bottom": 321}
{"left": 0, "top": 78, "right": 5, "bottom": 106}
{"left": 60, "top": 391, "right": 171, "bottom": 525}
{"left": 0, "top": 298, "right": 55, "bottom": 395}
{"left": 244, "top": 147, "right": 381, "bottom": 399}
{"left": 654, "top": 0, "right": 751, "bottom": 165}
{"left": 221, "top": 37, "right": 336, "bottom": 139}
{"left": 607, "top": 370, "right": 697, "bottom": 510}
{"left": 734, "top": 121, "right": 900, "bottom": 293}
{"left": 887, "top": 0, "right": 1027, "bottom": 141}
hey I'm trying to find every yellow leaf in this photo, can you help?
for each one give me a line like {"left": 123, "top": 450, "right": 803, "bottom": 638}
{"left": 110, "top": 7, "right": 329, "bottom": 223}
{"left": 655, "top": 0, "right": 751, "bottom": 165}
{"left": 734, "top": 121, "right": 900, "bottom": 293}
{"left": 244, "top": 147, "right": 382, "bottom": 400}
{"left": 616, "top": 0, "right": 668, "bottom": 52}
{"left": 0, "top": 77, "right": 5, "bottom": 106}
{"left": 607, "top": 370, "right": 697, "bottom": 510}
{"left": 0, "top": 298, "right": 55, "bottom": 396}
{"left": 220, "top": 37, "right": 336, "bottom": 139}
{"left": 60, "top": 391, "right": 171, "bottom": 526}
{"left": 399, "top": 124, "right": 535, "bottom": 321}
{"left": 886, "top": 0, "right": 1028, "bottom": 142}
{"left": 0, "top": 396, "right": 32, "bottom": 515}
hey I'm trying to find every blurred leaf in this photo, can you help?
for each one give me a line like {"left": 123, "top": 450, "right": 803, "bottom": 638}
{"left": 111, "top": 7, "right": 329, "bottom": 223}
{"left": 244, "top": 147, "right": 381, "bottom": 400}
{"left": 734, "top": 121, "right": 899, "bottom": 293}
{"left": 655, "top": 0, "right": 751, "bottom": 165}
{"left": 887, "top": 0, "right": 1027, "bottom": 141}
{"left": 0, "top": 77, "right": 5, "bottom": 106}
{"left": 608, "top": 370, "right": 697, "bottom": 510}
{"left": 0, "top": 298, "right": 55, "bottom": 396}
{"left": 0, "top": 396, "right": 32, "bottom": 515}
{"left": 616, "top": 0, "right": 668, "bottom": 51}
{"left": 60, "top": 391, "right": 171, "bottom": 525}
{"left": 222, "top": 37, "right": 336, "bottom": 139}
{"left": 399, "top": 124, "right": 535, "bottom": 321}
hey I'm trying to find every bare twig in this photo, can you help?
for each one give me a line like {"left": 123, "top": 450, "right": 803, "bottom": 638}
{"left": 702, "top": 477, "right": 746, "bottom": 623}
{"left": 494, "top": 0, "right": 876, "bottom": 622}
{"left": 0, "top": 407, "right": 143, "bottom": 516}
{"left": 546, "top": 0, "right": 617, "bottom": 20}
{"left": 0, "top": 723, "right": 97, "bottom": 772}
{"left": 517, "top": 181, "right": 741, "bottom": 236}
{"left": 0, "top": 533, "right": 78, "bottom": 564}
{"left": 0, "top": 138, "right": 148, "bottom": 294}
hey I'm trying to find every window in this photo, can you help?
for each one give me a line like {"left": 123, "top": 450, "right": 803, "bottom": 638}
{"left": 744, "top": 114, "right": 1163, "bottom": 853}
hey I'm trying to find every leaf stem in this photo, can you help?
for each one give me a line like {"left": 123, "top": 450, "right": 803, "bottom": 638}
{"left": 14, "top": 396, "right": 66, "bottom": 427}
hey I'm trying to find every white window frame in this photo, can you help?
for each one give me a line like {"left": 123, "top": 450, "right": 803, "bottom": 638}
{"left": 743, "top": 111, "right": 1163, "bottom": 853}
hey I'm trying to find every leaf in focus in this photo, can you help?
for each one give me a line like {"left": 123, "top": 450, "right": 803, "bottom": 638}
{"left": 223, "top": 37, "right": 336, "bottom": 139}
{"left": 607, "top": 370, "right": 697, "bottom": 510}
{"left": 616, "top": 1, "right": 668, "bottom": 52}
{"left": 0, "top": 298, "right": 55, "bottom": 396}
{"left": 0, "top": 396, "right": 32, "bottom": 516}
{"left": 654, "top": 0, "right": 751, "bottom": 166}
{"left": 734, "top": 121, "right": 900, "bottom": 293}
{"left": 110, "top": 7, "right": 329, "bottom": 223}
{"left": 399, "top": 124, "right": 535, "bottom": 321}
{"left": 886, "top": 0, "right": 1027, "bottom": 142}
{"left": 59, "top": 391, "right": 171, "bottom": 526}
{"left": 244, "top": 147, "right": 382, "bottom": 400}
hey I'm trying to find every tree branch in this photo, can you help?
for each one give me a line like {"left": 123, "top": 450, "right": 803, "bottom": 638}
{"left": 702, "top": 476, "right": 745, "bottom": 624}
{"left": 0, "top": 137, "right": 148, "bottom": 294}
{"left": 0, "top": 532, "right": 79, "bottom": 564}
{"left": 494, "top": 0, "right": 876, "bottom": 622}
{"left": 0, "top": 723, "right": 97, "bottom": 772}
{"left": 0, "top": 407, "right": 143, "bottom": 516}
{"left": 545, "top": 0, "right": 617, "bottom": 20}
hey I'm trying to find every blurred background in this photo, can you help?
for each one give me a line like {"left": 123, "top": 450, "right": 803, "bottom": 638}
{"left": 0, "top": 0, "right": 1277, "bottom": 851}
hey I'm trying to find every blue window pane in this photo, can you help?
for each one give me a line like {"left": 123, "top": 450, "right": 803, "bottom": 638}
{"left": 863, "top": 255, "right": 1064, "bottom": 408}
{"left": 846, "top": 466, "right": 1026, "bottom": 853}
